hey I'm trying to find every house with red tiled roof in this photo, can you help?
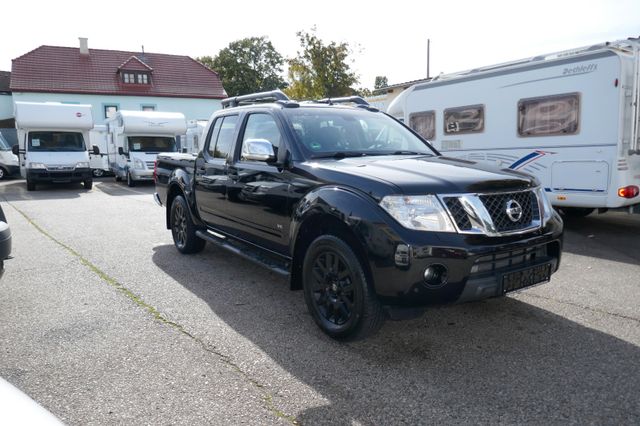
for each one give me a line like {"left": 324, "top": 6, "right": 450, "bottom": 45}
{"left": 9, "top": 38, "right": 226, "bottom": 126}
{"left": 0, "top": 71, "right": 12, "bottom": 128}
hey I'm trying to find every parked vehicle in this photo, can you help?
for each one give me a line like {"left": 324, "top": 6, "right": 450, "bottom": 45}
{"left": 0, "top": 132, "right": 19, "bottom": 179}
{"left": 89, "top": 124, "right": 110, "bottom": 177}
{"left": 106, "top": 111, "right": 186, "bottom": 187}
{"left": 12, "top": 102, "right": 98, "bottom": 191}
{"left": 154, "top": 90, "right": 564, "bottom": 340}
{"left": 0, "top": 203, "right": 11, "bottom": 277}
{"left": 391, "top": 37, "right": 640, "bottom": 217}
{"left": 181, "top": 120, "right": 208, "bottom": 154}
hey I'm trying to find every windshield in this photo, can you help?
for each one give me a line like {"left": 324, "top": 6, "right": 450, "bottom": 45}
{"left": 284, "top": 108, "right": 437, "bottom": 159}
{"left": 28, "top": 131, "right": 86, "bottom": 152}
{"left": 127, "top": 136, "right": 177, "bottom": 153}
{"left": 0, "top": 133, "right": 10, "bottom": 151}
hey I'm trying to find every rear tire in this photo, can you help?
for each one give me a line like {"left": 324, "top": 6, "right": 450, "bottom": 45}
{"left": 0, "top": 167, "right": 6, "bottom": 180}
{"left": 302, "top": 235, "right": 385, "bottom": 340}
{"left": 26, "top": 178, "right": 36, "bottom": 191}
{"left": 92, "top": 169, "right": 105, "bottom": 177}
{"left": 83, "top": 179, "right": 93, "bottom": 190}
{"left": 170, "top": 195, "right": 206, "bottom": 254}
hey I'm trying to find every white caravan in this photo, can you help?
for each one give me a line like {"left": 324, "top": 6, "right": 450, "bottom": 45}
{"left": 89, "top": 124, "right": 110, "bottom": 176}
{"left": 106, "top": 111, "right": 186, "bottom": 186}
{"left": 0, "top": 132, "right": 19, "bottom": 179}
{"left": 181, "top": 120, "right": 207, "bottom": 154}
{"left": 12, "top": 102, "right": 98, "bottom": 191}
{"left": 392, "top": 37, "right": 640, "bottom": 216}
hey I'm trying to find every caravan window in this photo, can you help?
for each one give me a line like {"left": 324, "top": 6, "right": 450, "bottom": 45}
{"left": 518, "top": 93, "right": 580, "bottom": 136}
{"left": 409, "top": 111, "right": 436, "bottom": 140}
{"left": 444, "top": 105, "right": 484, "bottom": 134}
{"left": 28, "top": 131, "right": 85, "bottom": 152}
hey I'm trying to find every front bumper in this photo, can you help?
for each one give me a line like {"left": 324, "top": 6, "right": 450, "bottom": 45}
{"left": 367, "top": 214, "right": 564, "bottom": 307}
{"left": 129, "top": 169, "right": 154, "bottom": 181}
{"left": 27, "top": 168, "right": 92, "bottom": 183}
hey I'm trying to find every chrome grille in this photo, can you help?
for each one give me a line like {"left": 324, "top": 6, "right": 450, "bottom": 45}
{"left": 146, "top": 161, "right": 155, "bottom": 169}
{"left": 444, "top": 197, "right": 472, "bottom": 230}
{"left": 479, "top": 191, "right": 538, "bottom": 233}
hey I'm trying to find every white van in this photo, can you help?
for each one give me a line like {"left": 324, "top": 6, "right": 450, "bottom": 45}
{"left": 89, "top": 124, "right": 109, "bottom": 177}
{"left": 12, "top": 102, "right": 98, "bottom": 191}
{"left": 0, "top": 132, "right": 19, "bottom": 180}
{"left": 181, "top": 120, "right": 207, "bottom": 154}
{"left": 106, "top": 111, "right": 186, "bottom": 187}
{"left": 393, "top": 37, "right": 640, "bottom": 216}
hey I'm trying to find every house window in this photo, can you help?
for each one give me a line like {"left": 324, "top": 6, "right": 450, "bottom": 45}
{"left": 444, "top": 105, "right": 484, "bottom": 134}
{"left": 409, "top": 111, "right": 436, "bottom": 140}
{"left": 122, "top": 72, "right": 150, "bottom": 84}
{"left": 141, "top": 105, "right": 155, "bottom": 112}
{"left": 104, "top": 105, "right": 118, "bottom": 119}
{"left": 518, "top": 93, "right": 580, "bottom": 137}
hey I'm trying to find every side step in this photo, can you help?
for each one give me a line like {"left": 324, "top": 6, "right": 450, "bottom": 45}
{"left": 195, "top": 229, "right": 290, "bottom": 276}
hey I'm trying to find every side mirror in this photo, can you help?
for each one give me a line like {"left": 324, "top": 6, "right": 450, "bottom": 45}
{"left": 92, "top": 145, "right": 100, "bottom": 155}
{"left": 11, "top": 144, "right": 19, "bottom": 156}
{"left": 242, "top": 139, "right": 277, "bottom": 163}
{"left": 117, "top": 147, "right": 125, "bottom": 156}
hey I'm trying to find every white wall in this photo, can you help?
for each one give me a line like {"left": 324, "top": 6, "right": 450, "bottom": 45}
{"left": 0, "top": 94, "right": 12, "bottom": 120}
{"left": 11, "top": 92, "right": 222, "bottom": 124}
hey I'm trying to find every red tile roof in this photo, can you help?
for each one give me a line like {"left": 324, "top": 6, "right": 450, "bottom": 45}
{"left": 11, "top": 46, "right": 226, "bottom": 99}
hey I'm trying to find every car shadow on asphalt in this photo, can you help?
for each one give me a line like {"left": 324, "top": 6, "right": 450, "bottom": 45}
{"left": 151, "top": 244, "right": 640, "bottom": 424}
{"left": 0, "top": 180, "right": 84, "bottom": 201}
{"left": 562, "top": 213, "right": 640, "bottom": 265}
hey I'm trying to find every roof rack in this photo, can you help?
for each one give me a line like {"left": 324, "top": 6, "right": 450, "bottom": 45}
{"left": 222, "top": 90, "right": 290, "bottom": 109}
{"left": 314, "top": 96, "right": 369, "bottom": 106}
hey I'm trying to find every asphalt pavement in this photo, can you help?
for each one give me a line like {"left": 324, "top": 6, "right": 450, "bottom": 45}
{"left": 1, "top": 177, "right": 639, "bottom": 425}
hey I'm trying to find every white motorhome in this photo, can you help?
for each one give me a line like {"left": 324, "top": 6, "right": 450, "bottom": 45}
{"left": 0, "top": 132, "right": 19, "bottom": 179}
{"left": 12, "top": 102, "right": 98, "bottom": 191}
{"left": 393, "top": 37, "right": 640, "bottom": 216}
{"left": 89, "top": 125, "right": 109, "bottom": 177}
{"left": 106, "top": 111, "right": 186, "bottom": 187}
{"left": 181, "top": 119, "right": 207, "bottom": 154}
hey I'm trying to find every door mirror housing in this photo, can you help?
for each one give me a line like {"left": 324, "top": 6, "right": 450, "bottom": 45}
{"left": 242, "top": 139, "right": 277, "bottom": 163}
{"left": 92, "top": 145, "right": 100, "bottom": 155}
{"left": 11, "top": 144, "right": 19, "bottom": 156}
{"left": 117, "top": 147, "right": 125, "bottom": 156}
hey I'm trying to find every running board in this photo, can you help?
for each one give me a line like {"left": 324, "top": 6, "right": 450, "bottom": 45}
{"left": 195, "top": 230, "right": 290, "bottom": 276}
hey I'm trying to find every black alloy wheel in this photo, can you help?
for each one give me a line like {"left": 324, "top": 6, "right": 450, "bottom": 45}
{"left": 170, "top": 195, "right": 205, "bottom": 254}
{"left": 303, "top": 235, "right": 385, "bottom": 340}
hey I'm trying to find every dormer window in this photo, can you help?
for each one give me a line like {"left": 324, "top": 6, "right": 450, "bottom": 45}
{"left": 122, "top": 71, "right": 150, "bottom": 84}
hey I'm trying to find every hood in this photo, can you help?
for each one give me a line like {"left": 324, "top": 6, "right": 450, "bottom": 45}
{"left": 303, "top": 155, "right": 535, "bottom": 197}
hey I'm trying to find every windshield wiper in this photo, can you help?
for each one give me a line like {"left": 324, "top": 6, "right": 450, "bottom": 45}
{"left": 390, "top": 150, "right": 431, "bottom": 156}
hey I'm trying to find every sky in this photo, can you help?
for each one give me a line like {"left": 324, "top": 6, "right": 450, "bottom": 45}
{"left": 2, "top": 0, "right": 639, "bottom": 90}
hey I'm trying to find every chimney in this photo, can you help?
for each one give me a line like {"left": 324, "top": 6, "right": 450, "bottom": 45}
{"left": 79, "top": 37, "right": 89, "bottom": 55}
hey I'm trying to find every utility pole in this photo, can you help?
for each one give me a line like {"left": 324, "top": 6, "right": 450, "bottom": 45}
{"left": 427, "top": 39, "right": 431, "bottom": 79}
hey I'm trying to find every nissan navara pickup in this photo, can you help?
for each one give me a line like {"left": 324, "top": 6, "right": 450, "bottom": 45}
{"left": 154, "top": 91, "right": 563, "bottom": 340}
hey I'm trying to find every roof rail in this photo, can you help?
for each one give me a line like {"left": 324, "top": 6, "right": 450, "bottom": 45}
{"left": 222, "top": 90, "right": 289, "bottom": 109}
{"left": 314, "top": 96, "right": 369, "bottom": 106}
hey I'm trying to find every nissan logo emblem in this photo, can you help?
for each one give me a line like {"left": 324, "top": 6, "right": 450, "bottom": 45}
{"left": 505, "top": 200, "right": 523, "bottom": 222}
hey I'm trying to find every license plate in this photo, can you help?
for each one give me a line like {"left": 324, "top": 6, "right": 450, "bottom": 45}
{"left": 502, "top": 263, "right": 551, "bottom": 293}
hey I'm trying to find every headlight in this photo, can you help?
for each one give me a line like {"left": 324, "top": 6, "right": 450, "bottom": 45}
{"left": 75, "top": 162, "right": 89, "bottom": 169}
{"left": 133, "top": 158, "right": 145, "bottom": 169}
{"left": 380, "top": 195, "right": 456, "bottom": 232}
{"left": 536, "top": 187, "right": 555, "bottom": 225}
{"left": 28, "top": 162, "right": 46, "bottom": 169}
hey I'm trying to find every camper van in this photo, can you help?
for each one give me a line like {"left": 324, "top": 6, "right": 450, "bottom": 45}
{"left": 89, "top": 125, "right": 109, "bottom": 177}
{"left": 106, "top": 111, "right": 186, "bottom": 187}
{"left": 0, "top": 132, "right": 19, "bottom": 179}
{"left": 12, "top": 102, "right": 98, "bottom": 191}
{"left": 393, "top": 37, "right": 640, "bottom": 216}
{"left": 181, "top": 120, "right": 207, "bottom": 154}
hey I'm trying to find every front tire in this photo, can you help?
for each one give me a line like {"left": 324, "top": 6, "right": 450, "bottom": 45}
{"left": 92, "top": 169, "right": 105, "bottom": 177}
{"left": 26, "top": 178, "right": 36, "bottom": 191}
{"left": 83, "top": 179, "right": 93, "bottom": 190}
{"left": 126, "top": 172, "right": 136, "bottom": 187}
{"left": 170, "top": 195, "right": 206, "bottom": 254}
{"left": 303, "top": 235, "right": 385, "bottom": 340}
{"left": 0, "top": 167, "right": 6, "bottom": 180}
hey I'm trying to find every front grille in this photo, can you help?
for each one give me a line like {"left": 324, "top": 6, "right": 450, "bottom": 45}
{"left": 471, "top": 244, "right": 547, "bottom": 274}
{"left": 479, "top": 191, "right": 539, "bottom": 232}
{"left": 146, "top": 161, "right": 155, "bottom": 169}
{"left": 444, "top": 197, "right": 471, "bottom": 230}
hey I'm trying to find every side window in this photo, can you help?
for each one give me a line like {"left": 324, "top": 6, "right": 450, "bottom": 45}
{"left": 518, "top": 93, "right": 579, "bottom": 137}
{"left": 207, "top": 115, "right": 238, "bottom": 159}
{"left": 444, "top": 105, "right": 484, "bottom": 134}
{"left": 240, "top": 114, "right": 282, "bottom": 161}
{"left": 409, "top": 111, "right": 435, "bottom": 140}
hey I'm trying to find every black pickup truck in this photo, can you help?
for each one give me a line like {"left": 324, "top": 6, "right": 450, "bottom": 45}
{"left": 154, "top": 91, "right": 563, "bottom": 340}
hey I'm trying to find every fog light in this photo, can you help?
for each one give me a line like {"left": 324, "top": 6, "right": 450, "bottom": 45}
{"left": 423, "top": 264, "right": 448, "bottom": 287}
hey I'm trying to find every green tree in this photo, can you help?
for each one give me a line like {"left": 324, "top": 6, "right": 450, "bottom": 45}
{"left": 285, "top": 30, "right": 359, "bottom": 100}
{"left": 374, "top": 76, "right": 388, "bottom": 89}
{"left": 198, "top": 37, "right": 287, "bottom": 97}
